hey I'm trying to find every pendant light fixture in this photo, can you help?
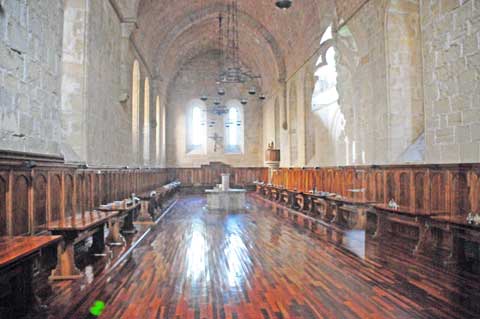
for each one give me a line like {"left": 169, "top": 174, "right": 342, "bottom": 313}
{"left": 275, "top": 0, "right": 292, "bottom": 9}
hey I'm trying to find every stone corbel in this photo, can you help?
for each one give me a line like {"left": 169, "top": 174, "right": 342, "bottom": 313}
{"left": 121, "top": 21, "right": 137, "bottom": 39}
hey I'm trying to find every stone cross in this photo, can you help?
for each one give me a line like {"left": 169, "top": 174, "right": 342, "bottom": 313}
{"left": 208, "top": 133, "right": 223, "bottom": 152}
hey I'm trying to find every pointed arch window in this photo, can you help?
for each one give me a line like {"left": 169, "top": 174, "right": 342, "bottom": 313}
{"left": 186, "top": 99, "right": 206, "bottom": 153}
{"left": 155, "top": 96, "right": 161, "bottom": 164}
{"left": 312, "top": 25, "right": 339, "bottom": 112}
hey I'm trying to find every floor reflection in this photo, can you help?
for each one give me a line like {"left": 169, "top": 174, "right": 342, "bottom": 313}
{"left": 62, "top": 195, "right": 480, "bottom": 319}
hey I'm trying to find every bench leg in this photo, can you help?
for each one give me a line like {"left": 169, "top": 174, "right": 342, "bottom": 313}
{"left": 50, "top": 239, "right": 82, "bottom": 280}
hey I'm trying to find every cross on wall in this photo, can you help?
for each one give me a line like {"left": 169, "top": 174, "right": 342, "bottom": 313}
{"left": 208, "top": 133, "right": 223, "bottom": 152}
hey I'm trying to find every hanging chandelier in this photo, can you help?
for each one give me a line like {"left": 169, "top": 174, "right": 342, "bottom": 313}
{"left": 217, "top": 0, "right": 260, "bottom": 84}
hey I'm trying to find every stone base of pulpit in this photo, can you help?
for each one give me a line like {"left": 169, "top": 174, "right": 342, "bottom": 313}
{"left": 205, "top": 189, "right": 247, "bottom": 211}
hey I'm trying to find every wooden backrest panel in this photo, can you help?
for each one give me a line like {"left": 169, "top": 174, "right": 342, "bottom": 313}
{"left": 50, "top": 174, "right": 62, "bottom": 222}
{"left": 64, "top": 174, "right": 74, "bottom": 218}
{"left": 414, "top": 172, "right": 425, "bottom": 211}
{"left": 12, "top": 174, "right": 29, "bottom": 236}
{"left": 33, "top": 174, "right": 47, "bottom": 233}
{"left": 0, "top": 175, "right": 8, "bottom": 236}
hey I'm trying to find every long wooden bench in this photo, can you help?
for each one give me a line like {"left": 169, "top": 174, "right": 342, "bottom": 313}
{"left": 0, "top": 236, "right": 61, "bottom": 318}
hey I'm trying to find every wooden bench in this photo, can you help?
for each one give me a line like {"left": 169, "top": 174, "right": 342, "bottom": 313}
{"left": 0, "top": 236, "right": 61, "bottom": 318}
{"left": 47, "top": 211, "right": 118, "bottom": 280}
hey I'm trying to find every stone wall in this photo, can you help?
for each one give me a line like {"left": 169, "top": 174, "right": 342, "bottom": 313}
{"left": 85, "top": 0, "right": 131, "bottom": 166}
{"left": 60, "top": 0, "right": 163, "bottom": 167}
{"left": 166, "top": 52, "right": 263, "bottom": 167}
{"left": 422, "top": 0, "right": 480, "bottom": 163}
{"left": 264, "top": 0, "right": 428, "bottom": 167}
{"left": 0, "top": 0, "right": 64, "bottom": 155}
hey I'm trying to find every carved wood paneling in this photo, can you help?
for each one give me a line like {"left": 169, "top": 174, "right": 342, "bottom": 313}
{"left": 0, "top": 174, "right": 8, "bottom": 236}
{"left": 33, "top": 174, "right": 47, "bottom": 233}
{"left": 64, "top": 174, "right": 74, "bottom": 218}
{"left": 50, "top": 174, "right": 62, "bottom": 222}
{"left": 12, "top": 174, "right": 29, "bottom": 236}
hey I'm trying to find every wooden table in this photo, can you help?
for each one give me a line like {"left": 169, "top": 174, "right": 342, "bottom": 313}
{"left": 428, "top": 215, "right": 480, "bottom": 265}
{"left": 47, "top": 211, "right": 118, "bottom": 280}
{"left": 372, "top": 204, "right": 446, "bottom": 254}
{"left": 327, "top": 197, "right": 377, "bottom": 227}
{"left": 98, "top": 202, "right": 141, "bottom": 245}
{"left": 0, "top": 236, "right": 61, "bottom": 318}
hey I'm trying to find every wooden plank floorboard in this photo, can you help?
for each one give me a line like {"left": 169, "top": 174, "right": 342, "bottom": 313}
{"left": 48, "top": 195, "right": 480, "bottom": 319}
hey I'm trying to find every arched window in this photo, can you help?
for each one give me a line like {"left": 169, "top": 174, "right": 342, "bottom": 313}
{"left": 186, "top": 99, "right": 206, "bottom": 153}
{"left": 155, "top": 96, "right": 161, "bottom": 164}
{"left": 143, "top": 77, "right": 150, "bottom": 164}
{"left": 224, "top": 100, "right": 244, "bottom": 154}
{"left": 312, "top": 46, "right": 339, "bottom": 111}
{"left": 192, "top": 106, "right": 203, "bottom": 146}
{"left": 132, "top": 61, "right": 140, "bottom": 158}
{"left": 289, "top": 84, "right": 298, "bottom": 164}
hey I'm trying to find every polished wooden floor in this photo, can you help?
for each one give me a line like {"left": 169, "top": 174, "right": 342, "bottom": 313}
{"left": 44, "top": 195, "right": 480, "bottom": 319}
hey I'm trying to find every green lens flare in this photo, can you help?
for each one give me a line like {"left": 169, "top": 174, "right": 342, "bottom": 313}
{"left": 89, "top": 300, "right": 106, "bottom": 317}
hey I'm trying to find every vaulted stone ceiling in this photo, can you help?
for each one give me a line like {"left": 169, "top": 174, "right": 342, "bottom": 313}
{"left": 124, "top": 0, "right": 334, "bottom": 94}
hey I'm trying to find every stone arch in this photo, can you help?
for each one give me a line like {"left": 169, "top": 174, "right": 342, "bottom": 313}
{"left": 152, "top": 3, "right": 286, "bottom": 82}
{"left": 132, "top": 60, "right": 141, "bottom": 160}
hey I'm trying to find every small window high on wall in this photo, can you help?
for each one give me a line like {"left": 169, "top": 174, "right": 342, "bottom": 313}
{"left": 132, "top": 61, "right": 140, "bottom": 158}
{"left": 186, "top": 99, "right": 206, "bottom": 154}
{"left": 224, "top": 100, "right": 244, "bottom": 154}
{"left": 312, "top": 25, "right": 339, "bottom": 112}
{"left": 143, "top": 77, "right": 150, "bottom": 165}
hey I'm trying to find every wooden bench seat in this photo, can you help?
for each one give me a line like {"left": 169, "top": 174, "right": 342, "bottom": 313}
{"left": 0, "top": 236, "right": 61, "bottom": 318}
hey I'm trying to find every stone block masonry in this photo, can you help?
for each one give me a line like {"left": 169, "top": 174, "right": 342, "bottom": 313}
{"left": 423, "top": 0, "right": 480, "bottom": 163}
{"left": 0, "top": 0, "right": 64, "bottom": 156}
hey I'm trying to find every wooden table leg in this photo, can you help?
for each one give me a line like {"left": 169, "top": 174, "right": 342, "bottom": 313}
{"left": 107, "top": 216, "right": 125, "bottom": 246}
{"left": 414, "top": 220, "right": 430, "bottom": 255}
{"left": 90, "top": 224, "right": 106, "bottom": 255}
{"left": 373, "top": 212, "right": 387, "bottom": 239}
{"left": 50, "top": 237, "right": 82, "bottom": 280}
{"left": 330, "top": 203, "right": 342, "bottom": 224}
{"left": 324, "top": 202, "right": 335, "bottom": 223}
{"left": 445, "top": 230, "right": 466, "bottom": 266}
{"left": 122, "top": 209, "right": 137, "bottom": 234}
